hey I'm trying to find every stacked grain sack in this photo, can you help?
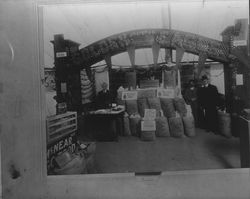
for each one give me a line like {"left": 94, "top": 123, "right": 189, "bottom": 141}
{"left": 182, "top": 105, "right": 196, "bottom": 137}
{"left": 160, "top": 95, "right": 184, "bottom": 137}
{"left": 159, "top": 89, "right": 196, "bottom": 138}
{"left": 147, "top": 97, "right": 170, "bottom": 137}
{"left": 173, "top": 96, "right": 196, "bottom": 137}
{"left": 140, "top": 109, "right": 156, "bottom": 141}
{"left": 125, "top": 99, "right": 141, "bottom": 137}
{"left": 155, "top": 110, "right": 170, "bottom": 137}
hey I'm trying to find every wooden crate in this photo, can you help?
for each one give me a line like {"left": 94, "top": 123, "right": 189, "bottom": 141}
{"left": 46, "top": 112, "right": 77, "bottom": 144}
{"left": 46, "top": 112, "right": 78, "bottom": 173}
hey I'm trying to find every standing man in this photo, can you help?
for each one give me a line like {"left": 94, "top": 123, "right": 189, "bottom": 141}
{"left": 96, "top": 82, "right": 112, "bottom": 109}
{"left": 199, "top": 75, "right": 219, "bottom": 133}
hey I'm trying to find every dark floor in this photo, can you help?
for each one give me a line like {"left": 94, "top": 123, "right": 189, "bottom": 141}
{"left": 93, "top": 128, "right": 240, "bottom": 174}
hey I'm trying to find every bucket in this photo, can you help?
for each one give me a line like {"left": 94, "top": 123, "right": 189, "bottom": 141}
{"left": 56, "top": 102, "right": 67, "bottom": 114}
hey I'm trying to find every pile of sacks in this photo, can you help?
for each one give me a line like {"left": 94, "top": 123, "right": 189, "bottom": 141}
{"left": 122, "top": 97, "right": 196, "bottom": 141}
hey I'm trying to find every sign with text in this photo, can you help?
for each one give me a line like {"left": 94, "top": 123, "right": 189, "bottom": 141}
{"left": 56, "top": 51, "right": 67, "bottom": 58}
{"left": 121, "top": 91, "right": 138, "bottom": 100}
{"left": 141, "top": 120, "right": 156, "bottom": 131}
{"left": 47, "top": 132, "right": 76, "bottom": 173}
{"left": 157, "top": 88, "right": 175, "bottom": 98}
{"left": 236, "top": 74, "right": 244, "bottom": 85}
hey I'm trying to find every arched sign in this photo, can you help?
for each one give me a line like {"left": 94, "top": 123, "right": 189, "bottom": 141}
{"left": 79, "top": 29, "right": 230, "bottom": 68}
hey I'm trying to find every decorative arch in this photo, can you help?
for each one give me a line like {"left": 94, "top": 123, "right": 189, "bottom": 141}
{"left": 79, "top": 28, "right": 230, "bottom": 68}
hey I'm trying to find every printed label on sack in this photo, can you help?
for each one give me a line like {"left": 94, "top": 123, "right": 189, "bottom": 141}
{"left": 141, "top": 120, "right": 156, "bottom": 131}
{"left": 122, "top": 91, "right": 138, "bottom": 100}
{"left": 157, "top": 88, "right": 175, "bottom": 98}
{"left": 56, "top": 52, "right": 67, "bottom": 58}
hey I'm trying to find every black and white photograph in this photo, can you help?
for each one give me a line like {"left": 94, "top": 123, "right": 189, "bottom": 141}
{"left": 1, "top": 0, "right": 250, "bottom": 198}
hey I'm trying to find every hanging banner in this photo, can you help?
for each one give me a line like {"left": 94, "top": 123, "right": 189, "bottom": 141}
{"left": 104, "top": 55, "right": 112, "bottom": 70}
{"left": 94, "top": 67, "right": 109, "bottom": 94}
{"left": 127, "top": 45, "right": 135, "bottom": 68}
{"left": 152, "top": 42, "right": 160, "bottom": 67}
{"left": 165, "top": 48, "right": 172, "bottom": 63}
{"left": 175, "top": 47, "right": 185, "bottom": 69}
{"left": 197, "top": 52, "right": 207, "bottom": 78}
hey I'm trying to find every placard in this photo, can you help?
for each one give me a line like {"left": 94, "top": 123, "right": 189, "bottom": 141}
{"left": 47, "top": 132, "right": 76, "bottom": 173}
{"left": 143, "top": 109, "right": 156, "bottom": 120}
{"left": 233, "top": 18, "right": 248, "bottom": 47}
{"left": 157, "top": 88, "right": 175, "bottom": 98}
{"left": 61, "top": 82, "right": 67, "bottom": 93}
{"left": 141, "top": 120, "right": 156, "bottom": 131}
{"left": 56, "top": 51, "right": 67, "bottom": 58}
{"left": 121, "top": 91, "right": 138, "bottom": 100}
{"left": 236, "top": 74, "right": 243, "bottom": 85}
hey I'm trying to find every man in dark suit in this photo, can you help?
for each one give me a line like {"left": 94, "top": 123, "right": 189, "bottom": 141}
{"left": 96, "top": 82, "right": 112, "bottom": 109}
{"left": 199, "top": 75, "right": 219, "bottom": 133}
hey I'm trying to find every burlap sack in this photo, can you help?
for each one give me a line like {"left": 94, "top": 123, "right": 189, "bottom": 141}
{"left": 126, "top": 100, "right": 138, "bottom": 115}
{"left": 155, "top": 116, "right": 170, "bottom": 137}
{"left": 163, "top": 70, "right": 176, "bottom": 87}
{"left": 182, "top": 116, "right": 196, "bottom": 137}
{"left": 137, "top": 98, "right": 149, "bottom": 117}
{"left": 129, "top": 114, "right": 141, "bottom": 136}
{"left": 141, "top": 131, "right": 156, "bottom": 141}
{"left": 173, "top": 97, "right": 187, "bottom": 117}
{"left": 160, "top": 98, "right": 176, "bottom": 118}
{"left": 147, "top": 97, "right": 162, "bottom": 117}
{"left": 168, "top": 117, "right": 184, "bottom": 138}
{"left": 123, "top": 113, "right": 131, "bottom": 136}
{"left": 54, "top": 155, "right": 87, "bottom": 175}
{"left": 218, "top": 111, "right": 232, "bottom": 138}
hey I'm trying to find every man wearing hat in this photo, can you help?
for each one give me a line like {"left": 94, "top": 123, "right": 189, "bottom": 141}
{"left": 199, "top": 75, "right": 219, "bottom": 133}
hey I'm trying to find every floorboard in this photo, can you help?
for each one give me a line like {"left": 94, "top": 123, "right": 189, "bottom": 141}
{"left": 93, "top": 128, "right": 240, "bottom": 174}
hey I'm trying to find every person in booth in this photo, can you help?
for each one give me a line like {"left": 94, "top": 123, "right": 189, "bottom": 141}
{"left": 96, "top": 82, "right": 112, "bottom": 109}
{"left": 199, "top": 75, "right": 219, "bottom": 133}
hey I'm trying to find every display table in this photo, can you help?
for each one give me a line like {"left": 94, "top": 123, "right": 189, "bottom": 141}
{"left": 84, "top": 106, "right": 125, "bottom": 141}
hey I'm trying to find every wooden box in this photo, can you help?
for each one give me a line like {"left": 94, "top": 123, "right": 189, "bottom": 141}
{"left": 46, "top": 112, "right": 78, "bottom": 173}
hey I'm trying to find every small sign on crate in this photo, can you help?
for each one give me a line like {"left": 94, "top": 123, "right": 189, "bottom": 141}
{"left": 141, "top": 120, "right": 156, "bottom": 131}
{"left": 121, "top": 91, "right": 138, "bottom": 100}
{"left": 157, "top": 88, "right": 175, "bottom": 98}
{"left": 47, "top": 132, "right": 77, "bottom": 172}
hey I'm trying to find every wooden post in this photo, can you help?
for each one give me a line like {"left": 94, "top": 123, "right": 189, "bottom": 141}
{"left": 239, "top": 117, "right": 250, "bottom": 168}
